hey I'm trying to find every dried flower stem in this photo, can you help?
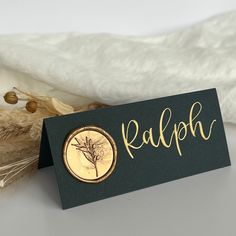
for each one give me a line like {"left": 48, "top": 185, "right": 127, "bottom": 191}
{"left": 0, "top": 155, "right": 38, "bottom": 188}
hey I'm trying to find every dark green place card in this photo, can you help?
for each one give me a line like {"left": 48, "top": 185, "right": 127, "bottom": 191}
{"left": 38, "top": 89, "right": 231, "bottom": 209}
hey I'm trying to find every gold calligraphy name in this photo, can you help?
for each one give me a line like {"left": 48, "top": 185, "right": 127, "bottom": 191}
{"left": 121, "top": 102, "right": 216, "bottom": 159}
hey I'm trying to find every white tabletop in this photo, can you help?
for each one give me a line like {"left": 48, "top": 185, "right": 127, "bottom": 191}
{"left": 0, "top": 1, "right": 236, "bottom": 235}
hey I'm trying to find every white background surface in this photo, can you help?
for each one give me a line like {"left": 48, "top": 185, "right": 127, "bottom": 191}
{"left": 0, "top": 1, "right": 236, "bottom": 235}
{"left": 0, "top": 0, "right": 236, "bottom": 35}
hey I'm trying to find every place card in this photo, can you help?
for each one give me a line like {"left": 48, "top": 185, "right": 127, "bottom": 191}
{"left": 38, "top": 89, "right": 231, "bottom": 209}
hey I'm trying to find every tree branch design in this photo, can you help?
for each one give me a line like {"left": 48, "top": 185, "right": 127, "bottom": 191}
{"left": 71, "top": 136, "right": 104, "bottom": 177}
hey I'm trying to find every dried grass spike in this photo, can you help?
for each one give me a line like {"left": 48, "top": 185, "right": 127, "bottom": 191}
{"left": 0, "top": 123, "right": 32, "bottom": 141}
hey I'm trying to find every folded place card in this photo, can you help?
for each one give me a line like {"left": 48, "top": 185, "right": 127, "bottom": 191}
{"left": 38, "top": 89, "right": 231, "bottom": 209}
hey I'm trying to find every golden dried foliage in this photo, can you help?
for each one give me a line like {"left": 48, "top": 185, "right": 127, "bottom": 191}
{"left": 0, "top": 89, "right": 107, "bottom": 188}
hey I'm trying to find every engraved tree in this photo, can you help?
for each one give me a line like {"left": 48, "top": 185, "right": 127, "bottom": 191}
{"left": 72, "top": 136, "right": 104, "bottom": 177}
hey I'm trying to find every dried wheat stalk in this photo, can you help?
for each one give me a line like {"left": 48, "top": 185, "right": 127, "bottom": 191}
{"left": 0, "top": 123, "right": 32, "bottom": 141}
{"left": 0, "top": 155, "right": 38, "bottom": 188}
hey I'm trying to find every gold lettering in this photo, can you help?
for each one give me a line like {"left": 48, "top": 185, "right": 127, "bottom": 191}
{"left": 189, "top": 102, "right": 216, "bottom": 140}
{"left": 121, "top": 101, "right": 216, "bottom": 159}
{"left": 121, "top": 120, "right": 143, "bottom": 159}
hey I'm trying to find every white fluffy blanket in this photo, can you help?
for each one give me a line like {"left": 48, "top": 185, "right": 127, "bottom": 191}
{"left": 0, "top": 11, "right": 236, "bottom": 124}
